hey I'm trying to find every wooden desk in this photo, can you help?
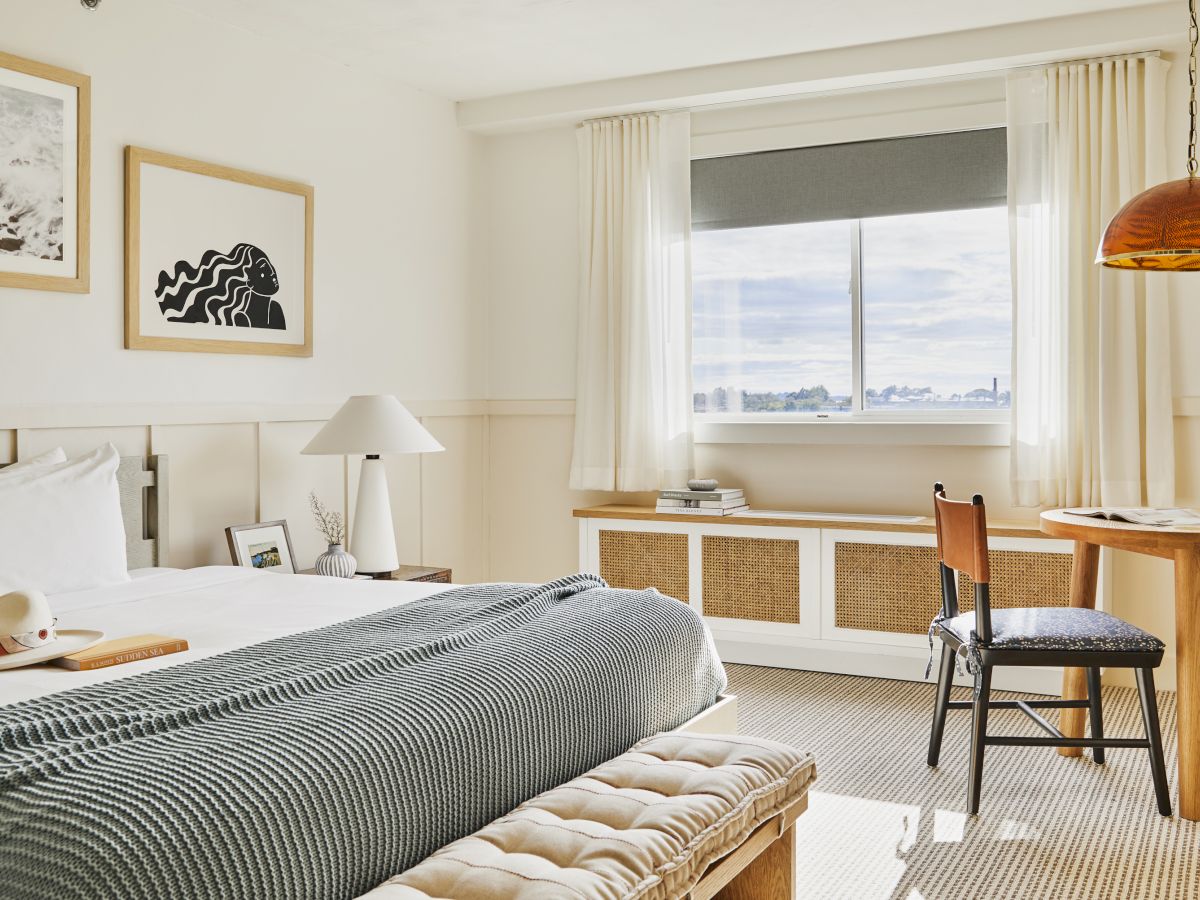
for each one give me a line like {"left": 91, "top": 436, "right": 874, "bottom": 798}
{"left": 1040, "top": 509, "right": 1200, "bottom": 820}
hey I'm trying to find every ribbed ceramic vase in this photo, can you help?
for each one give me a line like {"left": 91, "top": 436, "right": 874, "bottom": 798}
{"left": 314, "top": 543, "right": 356, "bottom": 578}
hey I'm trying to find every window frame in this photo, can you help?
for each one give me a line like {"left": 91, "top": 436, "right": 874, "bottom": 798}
{"left": 691, "top": 88, "right": 1008, "bottom": 448}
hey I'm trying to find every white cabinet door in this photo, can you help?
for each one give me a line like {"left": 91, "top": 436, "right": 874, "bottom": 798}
{"left": 584, "top": 517, "right": 697, "bottom": 610}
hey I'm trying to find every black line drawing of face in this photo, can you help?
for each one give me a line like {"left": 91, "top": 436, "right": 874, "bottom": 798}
{"left": 155, "top": 243, "right": 286, "bottom": 330}
{"left": 247, "top": 252, "right": 280, "bottom": 296}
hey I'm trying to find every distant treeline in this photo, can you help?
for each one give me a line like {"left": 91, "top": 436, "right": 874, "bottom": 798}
{"left": 694, "top": 384, "right": 1010, "bottom": 412}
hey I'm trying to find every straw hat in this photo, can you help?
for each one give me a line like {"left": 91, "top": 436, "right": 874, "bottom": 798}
{"left": 0, "top": 589, "right": 103, "bottom": 670}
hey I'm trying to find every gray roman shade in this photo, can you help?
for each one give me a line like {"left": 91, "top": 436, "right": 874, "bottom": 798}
{"left": 692, "top": 127, "right": 1007, "bottom": 231}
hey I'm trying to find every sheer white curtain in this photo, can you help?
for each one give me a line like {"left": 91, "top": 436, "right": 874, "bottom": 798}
{"left": 569, "top": 112, "right": 694, "bottom": 491}
{"left": 1007, "top": 57, "right": 1174, "bottom": 508}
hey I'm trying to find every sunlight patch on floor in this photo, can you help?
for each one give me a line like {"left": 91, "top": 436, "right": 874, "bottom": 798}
{"left": 932, "top": 808, "right": 967, "bottom": 843}
{"left": 995, "top": 818, "right": 1041, "bottom": 841}
{"left": 794, "top": 791, "right": 919, "bottom": 900}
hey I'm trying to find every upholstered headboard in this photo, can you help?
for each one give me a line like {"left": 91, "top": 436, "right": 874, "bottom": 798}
{"left": 0, "top": 454, "right": 169, "bottom": 569}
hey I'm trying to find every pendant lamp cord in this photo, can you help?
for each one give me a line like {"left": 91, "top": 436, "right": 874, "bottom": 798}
{"left": 1190, "top": 0, "right": 1198, "bottom": 175}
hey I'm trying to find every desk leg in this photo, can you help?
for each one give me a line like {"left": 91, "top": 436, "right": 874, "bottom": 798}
{"left": 1176, "top": 548, "right": 1200, "bottom": 821}
{"left": 1059, "top": 541, "right": 1100, "bottom": 757}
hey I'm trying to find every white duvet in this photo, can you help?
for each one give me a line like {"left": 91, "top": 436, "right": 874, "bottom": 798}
{"left": 0, "top": 566, "right": 449, "bottom": 706}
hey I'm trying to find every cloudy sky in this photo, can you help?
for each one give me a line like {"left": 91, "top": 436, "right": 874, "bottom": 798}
{"left": 692, "top": 206, "right": 1012, "bottom": 399}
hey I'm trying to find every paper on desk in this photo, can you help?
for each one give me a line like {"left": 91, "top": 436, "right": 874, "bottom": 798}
{"left": 1065, "top": 507, "right": 1200, "bottom": 528}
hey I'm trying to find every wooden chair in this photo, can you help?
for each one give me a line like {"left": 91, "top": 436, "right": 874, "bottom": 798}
{"left": 927, "top": 483, "right": 1172, "bottom": 816}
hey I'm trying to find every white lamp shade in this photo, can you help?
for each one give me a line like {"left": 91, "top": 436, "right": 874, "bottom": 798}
{"left": 301, "top": 395, "right": 444, "bottom": 456}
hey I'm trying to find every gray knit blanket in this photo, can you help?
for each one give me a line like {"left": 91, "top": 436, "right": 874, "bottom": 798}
{"left": 0, "top": 575, "right": 726, "bottom": 900}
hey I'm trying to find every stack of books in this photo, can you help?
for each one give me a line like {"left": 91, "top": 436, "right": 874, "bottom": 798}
{"left": 657, "top": 488, "right": 748, "bottom": 516}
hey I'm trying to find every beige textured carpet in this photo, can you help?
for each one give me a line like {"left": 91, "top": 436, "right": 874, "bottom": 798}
{"left": 726, "top": 664, "right": 1200, "bottom": 899}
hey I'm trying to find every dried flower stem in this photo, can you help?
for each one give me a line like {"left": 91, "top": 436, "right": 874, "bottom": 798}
{"left": 308, "top": 491, "right": 345, "bottom": 545}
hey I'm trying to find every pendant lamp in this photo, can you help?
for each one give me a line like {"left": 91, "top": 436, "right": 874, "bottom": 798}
{"left": 1097, "top": 0, "right": 1200, "bottom": 270}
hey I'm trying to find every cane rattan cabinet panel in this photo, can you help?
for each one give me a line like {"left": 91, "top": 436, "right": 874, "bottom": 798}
{"left": 702, "top": 535, "right": 800, "bottom": 623}
{"left": 598, "top": 529, "right": 689, "bottom": 602}
{"left": 833, "top": 541, "right": 1072, "bottom": 636}
{"left": 958, "top": 548, "right": 1072, "bottom": 612}
{"left": 833, "top": 542, "right": 941, "bottom": 635}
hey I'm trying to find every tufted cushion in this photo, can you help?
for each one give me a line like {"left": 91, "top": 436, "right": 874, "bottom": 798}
{"left": 938, "top": 607, "right": 1165, "bottom": 653}
{"left": 360, "top": 732, "right": 816, "bottom": 900}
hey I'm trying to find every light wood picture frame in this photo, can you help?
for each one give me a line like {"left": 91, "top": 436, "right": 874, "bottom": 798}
{"left": 125, "top": 146, "right": 313, "bottom": 357}
{"left": 225, "top": 519, "right": 298, "bottom": 574}
{"left": 0, "top": 50, "right": 90, "bottom": 293}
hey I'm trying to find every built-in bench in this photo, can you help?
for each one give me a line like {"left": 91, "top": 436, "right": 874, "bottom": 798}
{"left": 362, "top": 732, "right": 816, "bottom": 900}
{"left": 575, "top": 504, "right": 1096, "bottom": 694}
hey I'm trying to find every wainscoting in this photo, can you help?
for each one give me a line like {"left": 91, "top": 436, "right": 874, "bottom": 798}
{"left": 0, "top": 402, "right": 489, "bottom": 582}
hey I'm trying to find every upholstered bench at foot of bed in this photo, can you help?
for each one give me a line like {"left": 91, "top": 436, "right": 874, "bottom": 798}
{"left": 361, "top": 732, "right": 816, "bottom": 900}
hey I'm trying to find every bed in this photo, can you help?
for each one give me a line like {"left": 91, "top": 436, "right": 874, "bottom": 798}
{"left": 0, "top": 453, "right": 731, "bottom": 899}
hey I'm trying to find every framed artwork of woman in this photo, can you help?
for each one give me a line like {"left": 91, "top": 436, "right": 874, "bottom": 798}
{"left": 125, "top": 147, "right": 313, "bottom": 357}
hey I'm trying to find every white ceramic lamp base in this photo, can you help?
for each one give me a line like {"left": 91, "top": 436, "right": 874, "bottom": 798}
{"left": 351, "top": 456, "right": 399, "bottom": 575}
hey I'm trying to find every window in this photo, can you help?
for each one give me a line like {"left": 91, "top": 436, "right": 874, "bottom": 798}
{"left": 691, "top": 128, "right": 1010, "bottom": 417}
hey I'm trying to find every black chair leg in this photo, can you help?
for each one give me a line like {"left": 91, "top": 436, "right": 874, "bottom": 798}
{"left": 1134, "top": 667, "right": 1172, "bottom": 817}
{"left": 928, "top": 643, "right": 955, "bottom": 767}
{"left": 967, "top": 665, "right": 993, "bottom": 815}
{"left": 1086, "top": 667, "right": 1105, "bottom": 765}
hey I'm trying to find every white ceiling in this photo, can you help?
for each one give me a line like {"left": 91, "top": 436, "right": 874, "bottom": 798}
{"left": 181, "top": 0, "right": 1167, "bottom": 101}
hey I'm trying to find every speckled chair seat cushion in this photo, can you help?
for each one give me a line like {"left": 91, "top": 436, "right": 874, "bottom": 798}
{"left": 938, "top": 607, "right": 1165, "bottom": 653}
{"left": 360, "top": 732, "right": 816, "bottom": 900}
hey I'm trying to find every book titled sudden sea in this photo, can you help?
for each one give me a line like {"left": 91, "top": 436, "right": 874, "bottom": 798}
{"left": 53, "top": 634, "right": 189, "bottom": 671}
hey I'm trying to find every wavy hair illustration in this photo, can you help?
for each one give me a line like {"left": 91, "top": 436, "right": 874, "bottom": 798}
{"left": 155, "top": 242, "right": 284, "bottom": 330}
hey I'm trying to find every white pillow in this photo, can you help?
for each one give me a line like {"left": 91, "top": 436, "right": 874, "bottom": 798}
{"left": 0, "top": 443, "right": 130, "bottom": 595}
{"left": 0, "top": 447, "right": 66, "bottom": 480}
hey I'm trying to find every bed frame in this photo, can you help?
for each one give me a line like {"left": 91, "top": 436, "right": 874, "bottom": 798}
{"left": 0, "top": 454, "right": 169, "bottom": 569}
{"left": 677, "top": 693, "right": 739, "bottom": 734}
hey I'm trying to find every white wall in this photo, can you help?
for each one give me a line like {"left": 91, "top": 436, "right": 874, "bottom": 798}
{"left": 0, "top": 0, "right": 489, "bottom": 580}
{"left": 479, "top": 57, "right": 1199, "bottom": 687}
{"left": 0, "top": 0, "right": 484, "bottom": 405}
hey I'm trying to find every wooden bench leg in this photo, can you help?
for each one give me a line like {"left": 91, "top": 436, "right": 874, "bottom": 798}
{"left": 691, "top": 796, "right": 805, "bottom": 900}
{"left": 715, "top": 824, "right": 795, "bottom": 900}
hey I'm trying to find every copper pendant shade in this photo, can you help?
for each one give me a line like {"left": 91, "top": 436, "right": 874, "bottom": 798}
{"left": 1096, "top": 177, "right": 1200, "bottom": 269}
{"left": 1096, "top": 0, "right": 1200, "bottom": 270}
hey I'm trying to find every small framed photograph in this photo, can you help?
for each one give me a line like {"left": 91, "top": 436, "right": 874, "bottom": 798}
{"left": 225, "top": 520, "right": 297, "bottom": 574}
{"left": 0, "top": 50, "right": 90, "bottom": 293}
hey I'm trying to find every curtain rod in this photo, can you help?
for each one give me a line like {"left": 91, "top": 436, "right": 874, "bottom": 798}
{"left": 1011, "top": 48, "right": 1161, "bottom": 71}
{"left": 580, "top": 49, "right": 1164, "bottom": 124}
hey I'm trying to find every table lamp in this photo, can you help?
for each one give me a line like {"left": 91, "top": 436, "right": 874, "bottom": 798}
{"left": 301, "top": 395, "right": 444, "bottom": 576}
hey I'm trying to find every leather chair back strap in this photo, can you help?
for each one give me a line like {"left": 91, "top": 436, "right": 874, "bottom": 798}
{"left": 932, "top": 485, "right": 990, "bottom": 584}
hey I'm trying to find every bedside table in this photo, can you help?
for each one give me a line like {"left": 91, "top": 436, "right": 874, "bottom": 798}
{"left": 299, "top": 565, "right": 452, "bottom": 584}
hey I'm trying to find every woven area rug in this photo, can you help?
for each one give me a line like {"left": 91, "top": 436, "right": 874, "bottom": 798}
{"left": 726, "top": 664, "right": 1200, "bottom": 899}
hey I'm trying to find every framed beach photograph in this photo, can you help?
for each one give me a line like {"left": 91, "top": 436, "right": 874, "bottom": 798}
{"left": 125, "top": 147, "right": 313, "bottom": 356}
{"left": 0, "top": 51, "right": 90, "bottom": 293}
{"left": 225, "top": 520, "right": 298, "bottom": 574}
